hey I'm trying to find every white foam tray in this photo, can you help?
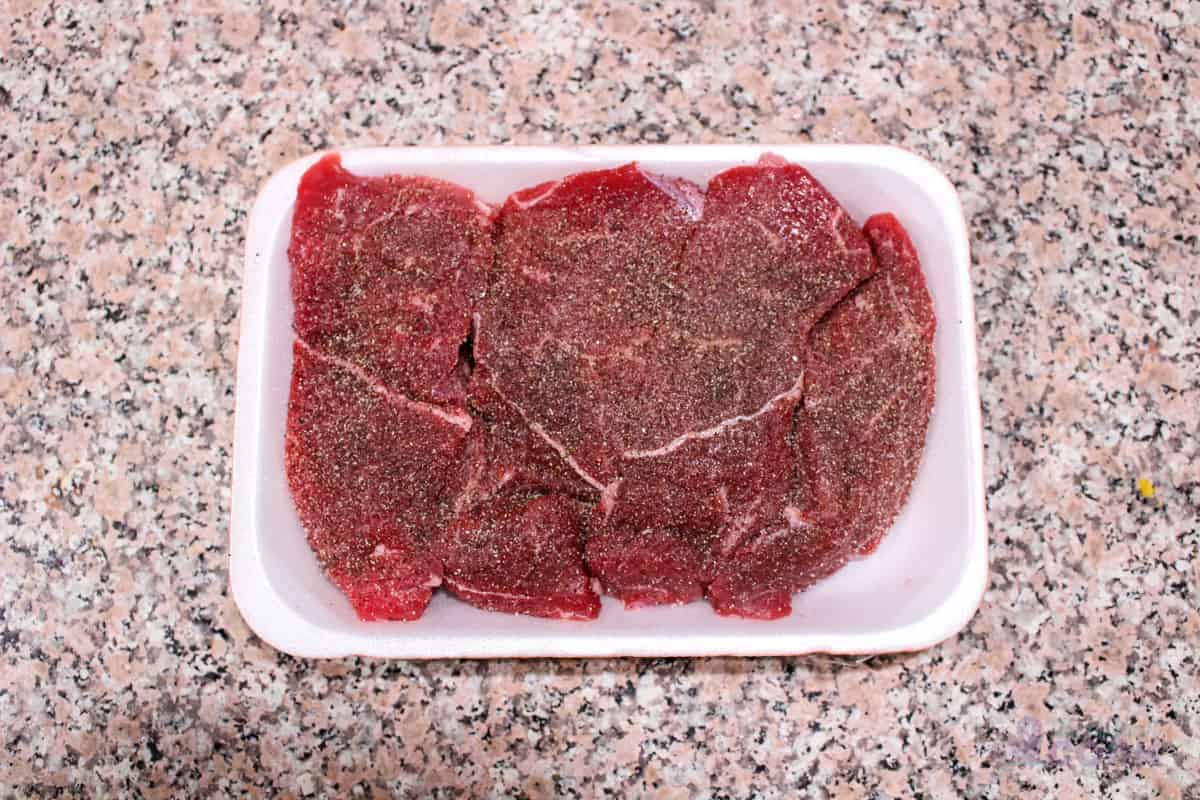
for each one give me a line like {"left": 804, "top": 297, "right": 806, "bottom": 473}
{"left": 231, "top": 145, "right": 986, "bottom": 659}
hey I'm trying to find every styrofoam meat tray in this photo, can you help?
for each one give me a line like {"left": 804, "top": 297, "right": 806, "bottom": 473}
{"left": 231, "top": 145, "right": 987, "bottom": 659}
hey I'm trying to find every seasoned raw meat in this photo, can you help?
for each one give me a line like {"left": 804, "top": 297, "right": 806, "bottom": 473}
{"left": 531, "top": 157, "right": 875, "bottom": 608}
{"left": 289, "top": 153, "right": 491, "bottom": 406}
{"left": 586, "top": 398, "right": 796, "bottom": 608}
{"left": 438, "top": 370, "right": 601, "bottom": 620}
{"left": 285, "top": 152, "right": 937, "bottom": 624}
{"left": 286, "top": 155, "right": 487, "bottom": 621}
{"left": 284, "top": 342, "right": 469, "bottom": 620}
{"left": 288, "top": 156, "right": 600, "bottom": 622}
{"left": 706, "top": 212, "right": 937, "bottom": 619}
{"left": 441, "top": 493, "right": 599, "bottom": 620}
{"left": 807, "top": 212, "right": 937, "bottom": 557}
{"left": 476, "top": 163, "right": 705, "bottom": 486}
{"left": 458, "top": 367, "right": 597, "bottom": 505}
{"left": 672, "top": 153, "right": 877, "bottom": 396}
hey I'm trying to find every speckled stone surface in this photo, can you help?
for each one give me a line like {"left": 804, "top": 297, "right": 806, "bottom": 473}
{"left": 1, "top": 1, "right": 1198, "bottom": 796}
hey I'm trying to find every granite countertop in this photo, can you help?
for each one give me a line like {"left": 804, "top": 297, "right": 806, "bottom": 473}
{"left": 2, "top": 1, "right": 1197, "bottom": 796}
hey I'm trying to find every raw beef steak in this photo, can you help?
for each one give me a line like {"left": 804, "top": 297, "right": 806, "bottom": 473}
{"left": 478, "top": 158, "right": 873, "bottom": 488}
{"left": 286, "top": 155, "right": 487, "bottom": 621}
{"left": 441, "top": 493, "right": 600, "bottom": 620}
{"left": 438, "top": 370, "right": 601, "bottom": 620}
{"left": 805, "top": 212, "right": 937, "bottom": 556}
{"left": 476, "top": 164, "right": 704, "bottom": 486}
{"left": 284, "top": 342, "right": 470, "bottom": 620}
{"left": 705, "top": 212, "right": 937, "bottom": 619}
{"left": 585, "top": 397, "right": 796, "bottom": 608}
{"left": 289, "top": 153, "right": 491, "bottom": 406}
{"left": 535, "top": 157, "right": 875, "bottom": 608}
{"left": 288, "top": 156, "right": 601, "bottom": 622}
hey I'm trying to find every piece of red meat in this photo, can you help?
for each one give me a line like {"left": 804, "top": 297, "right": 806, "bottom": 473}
{"left": 284, "top": 342, "right": 469, "bottom": 620}
{"left": 477, "top": 163, "right": 706, "bottom": 487}
{"left": 289, "top": 153, "right": 492, "bottom": 406}
{"left": 706, "top": 212, "right": 937, "bottom": 619}
{"left": 802, "top": 212, "right": 937, "bottom": 556}
{"left": 550, "top": 156, "right": 874, "bottom": 609}
{"left": 286, "top": 155, "right": 489, "bottom": 621}
{"left": 288, "top": 154, "right": 603, "bottom": 623}
{"left": 440, "top": 493, "right": 600, "bottom": 620}
{"left": 586, "top": 397, "right": 796, "bottom": 608}
{"left": 672, "top": 153, "right": 877, "bottom": 390}
{"left": 437, "top": 370, "right": 601, "bottom": 620}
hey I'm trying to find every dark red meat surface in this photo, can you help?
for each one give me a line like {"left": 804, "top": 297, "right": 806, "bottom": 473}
{"left": 284, "top": 343, "right": 468, "bottom": 620}
{"left": 289, "top": 154, "right": 491, "bottom": 406}
{"left": 476, "top": 164, "right": 704, "bottom": 486}
{"left": 286, "top": 155, "right": 599, "bottom": 621}
{"left": 706, "top": 212, "right": 937, "bottom": 619}
{"left": 284, "top": 153, "right": 936, "bottom": 623}
{"left": 440, "top": 493, "right": 599, "bottom": 620}
{"left": 586, "top": 398, "right": 797, "bottom": 608}
{"left": 503, "top": 157, "right": 875, "bottom": 609}
{"left": 437, "top": 370, "right": 600, "bottom": 619}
